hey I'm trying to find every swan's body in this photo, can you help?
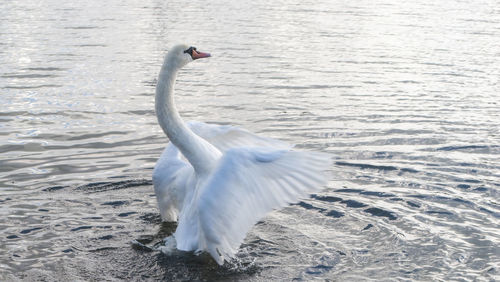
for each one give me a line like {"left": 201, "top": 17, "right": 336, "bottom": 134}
{"left": 152, "top": 44, "right": 330, "bottom": 265}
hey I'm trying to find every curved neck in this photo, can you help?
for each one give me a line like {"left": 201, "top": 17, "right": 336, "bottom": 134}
{"left": 155, "top": 60, "right": 219, "bottom": 174}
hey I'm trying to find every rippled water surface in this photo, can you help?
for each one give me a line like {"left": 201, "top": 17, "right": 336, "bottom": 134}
{"left": 1, "top": 0, "right": 499, "bottom": 280}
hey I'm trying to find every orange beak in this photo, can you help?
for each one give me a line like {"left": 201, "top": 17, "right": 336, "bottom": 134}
{"left": 192, "top": 49, "right": 211, "bottom": 60}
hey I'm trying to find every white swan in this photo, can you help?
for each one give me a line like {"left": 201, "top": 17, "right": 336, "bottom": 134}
{"left": 152, "top": 44, "right": 331, "bottom": 265}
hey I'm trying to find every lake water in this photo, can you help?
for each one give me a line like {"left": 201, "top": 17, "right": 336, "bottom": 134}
{"left": 1, "top": 0, "right": 499, "bottom": 280}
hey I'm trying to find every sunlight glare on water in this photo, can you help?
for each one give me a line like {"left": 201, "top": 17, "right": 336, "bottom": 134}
{"left": 0, "top": 0, "right": 499, "bottom": 280}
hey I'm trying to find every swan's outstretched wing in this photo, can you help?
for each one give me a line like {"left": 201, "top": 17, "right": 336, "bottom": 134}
{"left": 197, "top": 147, "right": 331, "bottom": 265}
{"left": 187, "top": 121, "right": 291, "bottom": 152}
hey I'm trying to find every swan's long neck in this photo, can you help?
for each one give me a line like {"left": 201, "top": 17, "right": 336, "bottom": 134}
{"left": 155, "top": 58, "right": 220, "bottom": 174}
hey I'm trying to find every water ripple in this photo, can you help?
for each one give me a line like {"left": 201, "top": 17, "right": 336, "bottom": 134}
{"left": 0, "top": 0, "right": 499, "bottom": 280}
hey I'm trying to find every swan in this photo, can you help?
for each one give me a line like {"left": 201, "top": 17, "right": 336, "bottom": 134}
{"left": 152, "top": 44, "right": 331, "bottom": 265}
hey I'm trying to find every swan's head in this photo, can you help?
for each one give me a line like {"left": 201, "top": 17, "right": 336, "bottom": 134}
{"left": 166, "top": 44, "right": 211, "bottom": 69}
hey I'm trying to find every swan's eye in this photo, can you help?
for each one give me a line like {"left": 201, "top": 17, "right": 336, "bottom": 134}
{"left": 183, "top": 47, "right": 197, "bottom": 57}
{"left": 182, "top": 46, "right": 209, "bottom": 60}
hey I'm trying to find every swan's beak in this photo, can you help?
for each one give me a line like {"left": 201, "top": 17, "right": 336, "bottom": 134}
{"left": 192, "top": 49, "right": 211, "bottom": 60}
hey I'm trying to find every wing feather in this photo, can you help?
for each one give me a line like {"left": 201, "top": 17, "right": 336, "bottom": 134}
{"left": 187, "top": 121, "right": 291, "bottom": 152}
{"left": 153, "top": 143, "right": 193, "bottom": 221}
{"left": 197, "top": 147, "right": 331, "bottom": 264}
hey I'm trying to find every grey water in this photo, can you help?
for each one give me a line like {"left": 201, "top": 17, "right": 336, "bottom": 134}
{"left": 1, "top": 0, "right": 499, "bottom": 280}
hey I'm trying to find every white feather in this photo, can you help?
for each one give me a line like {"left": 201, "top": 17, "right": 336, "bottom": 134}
{"left": 187, "top": 120, "right": 291, "bottom": 151}
{"left": 196, "top": 147, "right": 331, "bottom": 264}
